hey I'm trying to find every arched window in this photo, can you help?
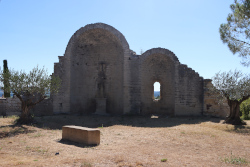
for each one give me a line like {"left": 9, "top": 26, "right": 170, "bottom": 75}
{"left": 153, "top": 81, "right": 161, "bottom": 101}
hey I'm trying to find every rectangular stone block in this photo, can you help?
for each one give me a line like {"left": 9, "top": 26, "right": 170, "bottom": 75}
{"left": 62, "top": 126, "right": 100, "bottom": 145}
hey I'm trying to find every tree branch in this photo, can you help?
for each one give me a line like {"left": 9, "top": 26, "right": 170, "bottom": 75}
{"left": 229, "top": 36, "right": 250, "bottom": 47}
{"left": 33, "top": 96, "right": 45, "bottom": 106}
{"left": 28, "top": 96, "right": 45, "bottom": 107}
{"left": 14, "top": 91, "right": 23, "bottom": 103}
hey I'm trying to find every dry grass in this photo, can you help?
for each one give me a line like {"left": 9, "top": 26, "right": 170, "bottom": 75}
{"left": 0, "top": 115, "right": 249, "bottom": 167}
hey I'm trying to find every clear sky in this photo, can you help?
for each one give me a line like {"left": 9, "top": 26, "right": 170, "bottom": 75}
{"left": 0, "top": 0, "right": 249, "bottom": 91}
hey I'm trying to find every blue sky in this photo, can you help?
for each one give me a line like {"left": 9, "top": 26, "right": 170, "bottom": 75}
{"left": 0, "top": 0, "right": 249, "bottom": 91}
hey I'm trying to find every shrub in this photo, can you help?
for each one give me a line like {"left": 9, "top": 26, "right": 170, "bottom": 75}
{"left": 240, "top": 99, "right": 250, "bottom": 120}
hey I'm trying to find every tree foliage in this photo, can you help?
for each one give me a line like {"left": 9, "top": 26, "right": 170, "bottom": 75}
{"left": 3, "top": 60, "right": 10, "bottom": 97}
{"left": 220, "top": 0, "right": 250, "bottom": 66}
{"left": 212, "top": 70, "right": 250, "bottom": 125}
{"left": 0, "top": 66, "right": 61, "bottom": 124}
{"left": 240, "top": 98, "right": 250, "bottom": 119}
{"left": 213, "top": 70, "right": 250, "bottom": 100}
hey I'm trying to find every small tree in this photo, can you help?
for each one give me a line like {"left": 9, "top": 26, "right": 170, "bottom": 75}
{"left": 0, "top": 66, "right": 61, "bottom": 124}
{"left": 212, "top": 70, "right": 250, "bottom": 125}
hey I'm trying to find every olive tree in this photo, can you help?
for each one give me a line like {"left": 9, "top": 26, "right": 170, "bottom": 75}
{"left": 0, "top": 66, "right": 61, "bottom": 124}
{"left": 212, "top": 70, "right": 250, "bottom": 125}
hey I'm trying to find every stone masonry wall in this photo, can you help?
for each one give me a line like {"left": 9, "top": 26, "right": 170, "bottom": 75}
{"left": 53, "top": 23, "right": 130, "bottom": 115}
{"left": 0, "top": 97, "right": 21, "bottom": 116}
{"left": 50, "top": 22, "right": 229, "bottom": 118}
{"left": 139, "top": 49, "right": 177, "bottom": 115}
{"left": 69, "top": 28, "right": 124, "bottom": 114}
{"left": 128, "top": 53, "right": 141, "bottom": 114}
{"left": 175, "top": 64, "right": 204, "bottom": 116}
{"left": 31, "top": 98, "right": 53, "bottom": 116}
{"left": 0, "top": 97, "right": 52, "bottom": 117}
{"left": 203, "top": 79, "right": 229, "bottom": 117}
{"left": 52, "top": 55, "right": 71, "bottom": 114}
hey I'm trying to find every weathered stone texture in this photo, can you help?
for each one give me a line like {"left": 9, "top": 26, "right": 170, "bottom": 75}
{"left": 31, "top": 98, "right": 53, "bottom": 116}
{"left": 0, "top": 97, "right": 21, "bottom": 116}
{"left": 51, "top": 23, "right": 228, "bottom": 117}
{"left": 203, "top": 79, "right": 229, "bottom": 117}
{"left": 128, "top": 54, "right": 141, "bottom": 114}
{"left": 140, "top": 51, "right": 176, "bottom": 115}
{"left": 62, "top": 126, "right": 100, "bottom": 145}
{"left": 70, "top": 28, "right": 124, "bottom": 114}
{"left": 0, "top": 23, "right": 229, "bottom": 118}
{"left": 0, "top": 97, "right": 52, "bottom": 117}
{"left": 175, "top": 65, "right": 204, "bottom": 116}
{"left": 53, "top": 23, "right": 130, "bottom": 115}
{"left": 52, "top": 55, "right": 71, "bottom": 114}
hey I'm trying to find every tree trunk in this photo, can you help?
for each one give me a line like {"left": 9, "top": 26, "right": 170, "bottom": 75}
{"left": 224, "top": 100, "right": 246, "bottom": 125}
{"left": 17, "top": 101, "right": 33, "bottom": 124}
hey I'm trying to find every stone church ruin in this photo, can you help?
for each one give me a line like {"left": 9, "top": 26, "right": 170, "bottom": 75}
{"left": 51, "top": 23, "right": 229, "bottom": 117}
{"left": 0, "top": 23, "right": 228, "bottom": 117}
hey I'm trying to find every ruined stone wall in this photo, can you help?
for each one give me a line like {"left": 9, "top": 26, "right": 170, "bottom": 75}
{"left": 127, "top": 53, "right": 141, "bottom": 114}
{"left": 52, "top": 55, "right": 71, "bottom": 114}
{"left": 139, "top": 49, "right": 177, "bottom": 115}
{"left": 203, "top": 79, "right": 229, "bottom": 117}
{"left": 53, "top": 23, "right": 130, "bottom": 115}
{"left": 31, "top": 98, "right": 53, "bottom": 116}
{"left": 0, "top": 97, "right": 52, "bottom": 117}
{"left": 0, "top": 97, "right": 21, "bottom": 116}
{"left": 175, "top": 65, "right": 204, "bottom": 116}
{"left": 70, "top": 28, "right": 124, "bottom": 114}
{"left": 51, "top": 23, "right": 229, "bottom": 118}
{"left": 1, "top": 20, "right": 230, "bottom": 118}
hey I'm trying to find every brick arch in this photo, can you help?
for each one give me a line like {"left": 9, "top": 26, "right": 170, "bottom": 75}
{"left": 64, "top": 23, "right": 130, "bottom": 59}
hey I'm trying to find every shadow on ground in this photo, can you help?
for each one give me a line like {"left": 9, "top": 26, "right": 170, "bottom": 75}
{"left": 230, "top": 124, "right": 250, "bottom": 135}
{"left": 57, "top": 139, "right": 98, "bottom": 148}
{"left": 34, "top": 114, "right": 224, "bottom": 130}
{"left": 0, "top": 124, "right": 36, "bottom": 138}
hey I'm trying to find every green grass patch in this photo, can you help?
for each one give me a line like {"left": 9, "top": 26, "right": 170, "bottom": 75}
{"left": 223, "top": 152, "right": 248, "bottom": 165}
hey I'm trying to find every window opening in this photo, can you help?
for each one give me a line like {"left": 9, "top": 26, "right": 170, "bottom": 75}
{"left": 153, "top": 82, "right": 161, "bottom": 101}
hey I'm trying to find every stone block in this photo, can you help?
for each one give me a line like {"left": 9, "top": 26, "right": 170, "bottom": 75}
{"left": 62, "top": 125, "right": 100, "bottom": 145}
